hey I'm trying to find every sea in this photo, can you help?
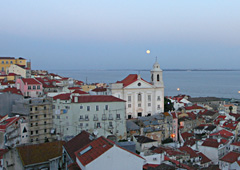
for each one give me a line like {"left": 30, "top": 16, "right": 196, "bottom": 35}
{"left": 49, "top": 70, "right": 240, "bottom": 99}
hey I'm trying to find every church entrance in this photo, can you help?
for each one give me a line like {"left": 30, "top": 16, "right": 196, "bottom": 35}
{"left": 138, "top": 112, "right": 142, "bottom": 117}
{"left": 128, "top": 115, "right": 132, "bottom": 119}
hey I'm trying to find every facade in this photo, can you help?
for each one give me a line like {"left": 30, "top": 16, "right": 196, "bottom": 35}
{"left": 0, "top": 57, "right": 27, "bottom": 73}
{"left": 75, "top": 136, "right": 145, "bottom": 170}
{"left": 15, "top": 78, "right": 43, "bottom": 98}
{"left": 53, "top": 94, "right": 127, "bottom": 140}
{"left": 12, "top": 97, "right": 56, "bottom": 144}
{"left": 110, "top": 61, "right": 164, "bottom": 118}
{"left": 6, "top": 64, "right": 31, "bottom": 78}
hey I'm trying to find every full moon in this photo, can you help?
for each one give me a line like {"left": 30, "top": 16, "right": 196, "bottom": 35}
{"left": 146, "top": 50, "right": 150, "bottom": 54}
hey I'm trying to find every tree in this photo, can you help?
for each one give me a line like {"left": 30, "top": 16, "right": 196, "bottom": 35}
{"left": 229, "top": 105, "right": 233, "bottom": 113}
{"left": 164, "top": 97, "right": 174, "bottom": 112}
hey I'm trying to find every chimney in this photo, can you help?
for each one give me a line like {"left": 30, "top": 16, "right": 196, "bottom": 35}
{"left": 74, "top": 96, "right": 78, "bottom": 103}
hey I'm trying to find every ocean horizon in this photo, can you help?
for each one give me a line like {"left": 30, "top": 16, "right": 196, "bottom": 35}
{"left": 48, "top": 69, "right": 240, "bottom": 100}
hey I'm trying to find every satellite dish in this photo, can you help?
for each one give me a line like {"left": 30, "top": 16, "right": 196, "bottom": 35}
{"left": 93, "top": 130, "right": 98, "bottom": 136}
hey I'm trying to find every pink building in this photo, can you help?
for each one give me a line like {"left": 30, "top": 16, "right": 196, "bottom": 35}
{"left": 16, "top": 78, "right": 43, "bottom": 98}
{"left": 171, "top": 112, "right": 178, "bottom": 142}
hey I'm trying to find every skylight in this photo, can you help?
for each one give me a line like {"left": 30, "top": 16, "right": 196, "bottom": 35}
{"left": 79, "top": 146, "right": 92, "bottom": 156}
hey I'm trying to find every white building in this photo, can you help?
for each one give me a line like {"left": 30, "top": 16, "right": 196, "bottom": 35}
{"left": 75, "top": 136, "right": 145, "bottom": 170}
{"left": 53, "top": 94, "right": 127, "bottom": 140}
{"left": 110, "top": 61, "right": 164, "bottom": 118}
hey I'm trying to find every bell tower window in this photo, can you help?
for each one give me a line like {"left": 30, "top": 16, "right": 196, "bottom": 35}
{"left": 151, "top": 74, "right": 153, "bottom": 81}
{"left": 157, "top": 74, "right": 160, "bottom": 81}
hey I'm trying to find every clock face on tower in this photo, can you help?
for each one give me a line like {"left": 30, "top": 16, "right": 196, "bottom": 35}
{"left": 138, "top": 82, "right": 141, "bottom": 86}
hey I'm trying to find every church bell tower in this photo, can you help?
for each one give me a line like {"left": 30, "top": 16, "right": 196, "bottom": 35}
{"left": 150, "top": 58, "right": 164, "bottom": 87}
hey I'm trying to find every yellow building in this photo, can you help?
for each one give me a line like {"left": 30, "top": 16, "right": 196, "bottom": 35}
{"left": 0, "top": 57, "right": 27, "bottom": 73}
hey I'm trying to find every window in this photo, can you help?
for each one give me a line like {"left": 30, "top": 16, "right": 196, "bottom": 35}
{"left": 108, "top": 114, "right": 113, "bottom": 120}
{"left": 28, "top": 86, "right": 31, "bottom": 90}
{"left": 116, "top": 114, "right": 121, "bottom": 120}
{"left": 105, "top": 105, "right": 109, "bottom": 110}
{"left": 44, "top": 129, "right": 47, "bottom": 133}
{"left": 86, "top": 123, "right": 89, "bottom": 127}
{"left": 44, "top": 121, "right": 47, "bottom": 125}
{"left": 44, "top": 106, "right": 47, "bottom": 110}
{"left": 35, "top": 115, "right": 38, "bottom": 118}
{"left": 157, "top": 74, "right": 160, "bottom": 81}
{"left": 148, "top": 95, "right": 151, "bottom": 101}
{"left": 57, "top": 116, "right": 60, "bottom": 119}
{"left": 157, "top": 105, "right": 160, "bottom": 110}
{"left": 31, "top": 139, "right": 33, "bottom": 142}
{"left": 96, "top": 105, "right": 99, "bottom": 111}
{"left": 128, "top": 96, "right": 131, "bottom": 102}
{"left": 36, "top": 123, "right": 38, "bottom": 126}
{"left": 138, "top": 103, "right": 141, "bottom": 107}
{"left": 94, "top": 114, "right": 98, "bottom": 121}
{"left": 109, "top": 122, "right": 113, "bottom": 127}
{"left": 36, "top": 138, "right": 38, "bottom": 141}
{"left": 157, "top": 96, "right": 161, "bottom": 101}
{"left": 44, "top": 114, "right": 46, "bottom": 118}
{"left": 37, "top": 86, "right": 40, "bottom": 89}
{"left": 33, "top": 86, "right": 36, "bottom": 89}
{"left": 148, "top": 103, "right": 151, "bottom": 107}
{"left": 138, "top": 93, "right": 142, "bottom": 102}
{"left": 87, "top": 106, "right": 90, "bottom": 111}
{"left": 6, "top": 61, "right": 8, "bottom": 64}
{"left": 1, "top": 61, "right": 4, "bottom": 64}
{"left": 35, "top": 107, "right": 38, "bottom": 111}
{"left": 30, "top": 116, "right": 33, "bottom": 119}
{"left": 36, "top": 130, "right": 38, "bottom": 134}
{"left": 79, "top": 115, "right": 83, "bottom": 120}
{"left": 85, "top": 115, "right": 89, "bottom": 120}
{"left": 80, "top": 123, "right": 83, "bottom": 127}
{"left": 80, "top": 106, "right": 83, "bottom": 109}
{"left": 1, "top": 67, "right": 4, "bottom": 72}
{"left": 31, "top": 131, "right": 33, "bottom": 135}
{"left": 128, "top": 104, "right": 131, "bottom": 108}
{"left": 97, "top": 122, "right": 101, "bottom": 128}
{"left": 30, "top": 107, "right": 32, "bottom": 111}
{"left": 30, "top": 123, "right": 33, "bottom": 127}
{"left": 10, "top": 61, "right": 13, "bottom": 64}
{"left": 102, "top": 114, "right": 106, "bottom": 120}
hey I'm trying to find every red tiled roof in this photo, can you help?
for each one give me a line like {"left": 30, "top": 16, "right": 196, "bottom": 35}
{"left": 0, "top": 117, "right": 20, "bottom": 131}
{"left": 72, "top": 90, "right": 88, "bottom": 94}
{"left": 0, "top": 87, "right": 23, "bottom": 95}
{"left": 171, "top": 112, "right": 177, "bottom": 119}
{"left": 231, "top": 141, "right": 240, "bottom": 147}
{"left": 201, "top": 138, "right": 226, "bottom": 148}
{"left": 184, "top": 139, "right": 199, "bottom": 147}
{"left": 72, "top": 95, "right": 125, "bottom": 103}
{"left": 181, "top": 132, "right": 194, "bottom": 140}
{"left": 197, "top": 152, "right": 211, "bottom": 164}
{"left": 69, "top": 87, "right": 82, "bottom": 90}
{"left": 0, "top": 149, "right": 8, "bottom": 159}
{"left": 22, "top": 78, "right": 41, "bottom": 85}
{"left": 210, "top": 129, "right": 233, "bottom": 138}
{"left": 75, "top": 136, "right": 114, "bottom": 166}
{"left": 8, "top": 73, "right": 18, "bottom": 76}
{"left": 179, "top": 146, "right": 198, "bottom": 158}
{"left": 63, "top": 131, "right": 93, "bottom": 161}
{"left": 221, "top": 120, "right": 239, "bottom": 130}
{"left": 17, "top": 141, "right": 65, "bottom": 166}
{"left": 92, "top": 87, "right": 107, "bottom": 92}
{"left": 68, "top": 162, "right": 81, "bottom": 170}
{"left": 53, "top": 93, "right": 71, "bottom": 100}
{"left": 220, "top": 151, "right": 240, "bottom": 163}
{"left": 185, "top": 105, "right": 204, "bottom": 110}
{"left": 187, "top": 112, "right": 197, "bottom": 120}
{"left": 116, "top": 74, "right": 151, "bottom": 87}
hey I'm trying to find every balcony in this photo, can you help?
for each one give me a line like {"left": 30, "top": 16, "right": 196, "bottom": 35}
{"left": 108, "top": 117, "right": 113, "bottom": 120}
{"left": 93, "top": 117, "right": 98, "bottom": 121}
{"left": 108, "top": 126, "right": 113, "bottom": 129}
{"left": 102, "top": 117, "right": 107, "bottom": 121}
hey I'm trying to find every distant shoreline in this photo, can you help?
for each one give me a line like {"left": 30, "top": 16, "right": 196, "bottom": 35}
{"left": 49, "top": 69, "right": 240, "bottom": 72}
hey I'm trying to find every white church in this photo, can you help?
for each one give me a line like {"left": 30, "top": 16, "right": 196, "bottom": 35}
{"left": 110, "top": 60, "right": 164, "bottom": 119}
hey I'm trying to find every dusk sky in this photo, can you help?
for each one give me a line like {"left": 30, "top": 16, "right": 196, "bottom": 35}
{"left": 1, "top": 1, "right": 240, "bottom": 70}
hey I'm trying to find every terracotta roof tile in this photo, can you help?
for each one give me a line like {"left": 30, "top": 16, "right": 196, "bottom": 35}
{"left": 179, "top": 146, "right": 198, "bottom": 158}
{"left": 22, "top": 78, "right": 42, "bottom": 85}
{"left": 220, "top": 151, "right": 240, "bottom": 163}
{"left": 116, "top": 74, "right": 151, "bottom": 87}
{"left": 0, "top": 87, "right": 23, "bottom": 95}
{"left": 53, "top": 93, "right": 71, "bottom": 100}
{"left": 17, "top": 141, "right": 65, "bottom": 166}
{"left": 63, "top": 131, "right": 93, "bottom": 161}
{"left": 75, "top": 136, "right": 114, "bottom": 166}
{"left": 0, "top": 117, "right": 20, "bottom": 131}
{"left": 197, "top": 152, "right": 211, "bottom": 164}
{"left": 71, "top": 95, "right": 125, "bottom": 103}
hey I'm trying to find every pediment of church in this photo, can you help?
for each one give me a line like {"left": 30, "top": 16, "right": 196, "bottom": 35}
{"left": 124, "top": 79, "right": 153, "bottom": 89}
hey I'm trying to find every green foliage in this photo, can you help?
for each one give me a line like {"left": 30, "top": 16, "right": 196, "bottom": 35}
{"left": 164, "top": 97, "right": 175, "bottom": 112}
{"left": 162, "top": 137, "right": 173, "bottom": 144}
{"left": 229, "top": 105, "right": 233, "bottom": 113}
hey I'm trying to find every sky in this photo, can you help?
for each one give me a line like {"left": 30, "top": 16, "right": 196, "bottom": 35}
{"left": 0, "top": 0, "right": 240, "bottom": 70}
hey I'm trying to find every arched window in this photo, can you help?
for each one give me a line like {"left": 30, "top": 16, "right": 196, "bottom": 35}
{"left": 138, "top": 93, "right": 142, "bottom": 102}
{"left": 157, "top": 74, "right": 160, "bottom": 81}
